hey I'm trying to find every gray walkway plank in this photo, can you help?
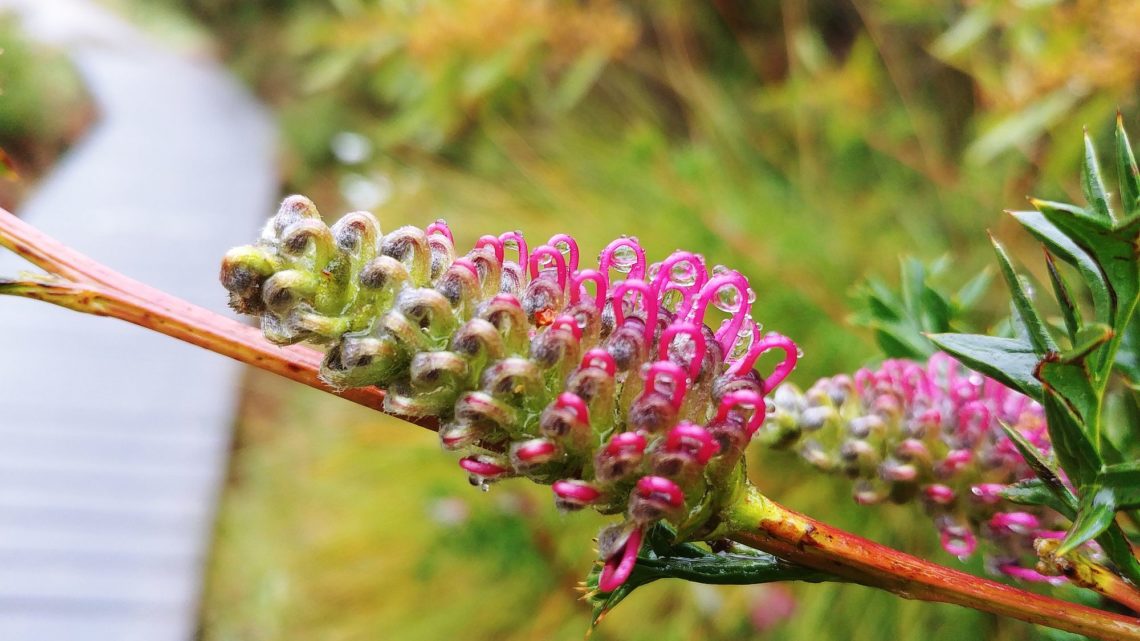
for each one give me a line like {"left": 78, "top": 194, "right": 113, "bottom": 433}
{"left": 0, "top": 1, "right": 277, "bottom": 639}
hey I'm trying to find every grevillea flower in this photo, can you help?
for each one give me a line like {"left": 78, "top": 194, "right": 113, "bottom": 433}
{"left": 220, "top": 196, "right": 800, "bottom": 592}
{"left": 761, "top": 352, "right": 1086, "bottom": 581}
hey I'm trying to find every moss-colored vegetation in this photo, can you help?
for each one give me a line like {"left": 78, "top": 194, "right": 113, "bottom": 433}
{"left": 136, "top": 1, "right": 1140, "bottom": 638}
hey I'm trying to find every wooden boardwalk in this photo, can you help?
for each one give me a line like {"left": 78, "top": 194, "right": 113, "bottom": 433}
{"left": 0, "top": 2, "right": 276, "bottom": 639}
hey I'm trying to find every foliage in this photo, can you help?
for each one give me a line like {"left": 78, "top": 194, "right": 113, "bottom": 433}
{"left": 931, "top": 118, "right": 1140, "bottom": 584}
{"left": 107, "top": 0, "right": 1140, "bottom": 639}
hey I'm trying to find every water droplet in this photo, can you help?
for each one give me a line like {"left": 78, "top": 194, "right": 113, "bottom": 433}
{"left": 712, "top": 264, "right": 728, "bottom": 275}
{"left": 715, "top": 286, "right": 742, "bottom": 312}
{"left": 612, "top": 245, "right": 637, "bottom": 272}
{"left": 796, "top": 347, "right": 805, "bottom": 359}
{"left": 746, "top": 287, "right": 757, "bottom": 304}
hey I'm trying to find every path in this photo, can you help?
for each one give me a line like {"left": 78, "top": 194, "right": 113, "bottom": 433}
{"left": 0, "top": 2, "right": 276, "bottom": 639}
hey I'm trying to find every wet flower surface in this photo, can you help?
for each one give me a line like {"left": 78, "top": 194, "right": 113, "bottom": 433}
{"left": 762, "top": 353, "right": 1079, "bottom": 580}
{"left": 222, "top": 196, "right": 799, "bottom": 592}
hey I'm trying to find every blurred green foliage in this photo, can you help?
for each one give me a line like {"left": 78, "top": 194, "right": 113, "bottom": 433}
{"left": 0, "top": 14, "right": 90, "bottom": 207}
{"left": 140, "top": 0, "right": 1140, "bottom": 639}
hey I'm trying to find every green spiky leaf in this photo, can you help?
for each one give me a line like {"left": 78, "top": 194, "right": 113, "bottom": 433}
{"left": 928, "top": 333, "right": 1042, "bottom": 399}
{"left": 991, "top": 235, "right": 1056, "bottom": 353}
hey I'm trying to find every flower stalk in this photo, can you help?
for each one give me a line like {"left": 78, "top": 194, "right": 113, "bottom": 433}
{"left": 4, "top": 204, "right": 1140, "bottom": 639}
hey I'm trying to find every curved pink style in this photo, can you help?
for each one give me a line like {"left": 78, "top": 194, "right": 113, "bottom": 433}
{"left": 580, "top": 348, "right": 617, "bottom": 377}
{"left": 547, "top": 233, "right": 580, "bottom": 272}
{"left": 924, "top": 484, "right": 956, "bottom": 505}
{"left": 555, "top": 392, "right": 590, "bottom": 425}
{"left": 689, "top": 271, "right": 753, "bottom": 354}
{"left": 450, "top": 257, "right": 479, "bottom": 278}
{"left": 606, "top": 431, "right": 647, "bottom": 457}
{"left": 612, "top": 279, "right": 657, "bottom": 345}
{"left": 644, "top": 361, "right": 688, "bottom": 410}
{"left": 552, "top": 479, "right": 601, "bottom": 504}
{"left": 714, "top": 390, "right": 767, "bottom": 437}
{"left": 636, "top": 475, "right": 685, "bottom": 508}
{"left": 666, "top": 423, "right": 720, "bottom": 464}
{"left": 598, "top": 525, "right": 643, "bottom": 593}
{"left": 726, "top": 332, "right": 798, "bottom": 392}
{"left": 598, "top": 237, "right": 647, "bottom": 280}
{"left": 515, "top": 438, "right": 558, "bottom": 463}
{"left": 474, "top": 235, "right": 505, "bottom": 264}
{"left": 651, "top": 250, "right": 708, "bottom": 315}
{"left": 498, "top": 231, "right": 528, "bottom": 272}
{"left": 528, "top": 245, "right": 568, "bottom": 290}
{"left": 549, "top": 315, "right": 583, "bottom": 341}
{"left": 425, "top": 220, "right": 454, "bottom": 242}
{"left": 658, "top": 322, "right": 707, "bottom": 380}
{"left": 490, "top": 293, "right": 523, "bottom": 309}
{"left": 568, "top": 269, "right": 607, "bottom": 310}
{"left": 459, "top": 456, "right": 509, "bottom": 478}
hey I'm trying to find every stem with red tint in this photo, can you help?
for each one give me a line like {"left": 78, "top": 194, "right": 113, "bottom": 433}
{"left": 721, "top": 485, "right": 1140, "bottom": 641}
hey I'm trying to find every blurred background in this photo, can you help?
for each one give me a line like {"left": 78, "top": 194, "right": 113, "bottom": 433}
{"left": 1, "top": 1, "right": 1138, "bottom": 640}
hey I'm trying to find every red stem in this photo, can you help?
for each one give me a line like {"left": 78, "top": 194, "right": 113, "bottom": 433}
{"left": 4, "top": 207, "right": 1139, "bottom": 638}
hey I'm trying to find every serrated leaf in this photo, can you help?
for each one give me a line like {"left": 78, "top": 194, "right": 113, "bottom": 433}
{"left": 928, "top": 333, "right": 1043, "bottom": 399}
{"left": 1117, "top": 114, "right": 1140, "bottom": 218}
{"left": 1098, "top": 462, "right": 1140, "bottom": 509}
{"left": 1044, "top": 252, "right": 1082, "bottom": 343}
{"left": 998, "top": 420, "right": 1079, "bottom": 515}
{"left": 1008, "top": 209, "right": 1111, "bottom": 326}
{"left": 1041, "top": 389, "right": 1103, "bottom": 488}
{"left": 1056, "top": 485, "right": 1117, "bottom": 556}
{"left": 1000, "top": 479, "right": 1075, "bottom": 517}
{"left": 1081, "top": 131, "right": 1115, "bottom": 223}
{"left": 1036, "top": 200, "right": 1140, "bottom": 328}
{"left": 991, "top": 235, "right": 1056, "bottom": 353}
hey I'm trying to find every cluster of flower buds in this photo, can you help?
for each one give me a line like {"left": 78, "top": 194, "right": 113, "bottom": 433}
{"left": 762, "top": 353, "right": 1077, "bottom": 581}
{"left": 221, "top": 196, "right": 799, "bottom": 592}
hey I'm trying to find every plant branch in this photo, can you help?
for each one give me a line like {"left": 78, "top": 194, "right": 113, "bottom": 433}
{"left": 0, "top": 207, "right": 434, "bottom": 430}
{"left": 4, "top": 207, "right": 1138, "bottom": 638}
{"left": 722, "top": 485, "right": 1140, "bottom": 641}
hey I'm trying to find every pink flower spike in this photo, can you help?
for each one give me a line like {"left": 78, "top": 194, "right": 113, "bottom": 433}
{"left": 528, "top": 245, "right": 568, "bottom": 290}
{"left": 580, "top": 348, "right": 617, "bottom": 377}
{"left": 714, "top": 390, "right": 766, "bottom": 437}
{"left": 599, "top": 237, "right": 647, "bottom": 280}
{"left": 598, "top": 526, "right": 643, "bottom": 593}
{"left": 612, "top": 279, "right": 657, "bottom": 345}
{"left": 998, "top": 564, "right": 1064, "bottom": 584}
{"left": 513, "top": 438, "right": 558, "bottom": 464}
{"left": 474, "top": 235, "right": 505, "bottom": 264}
{"left": 459, "top": 455, "right": 509, "bottom": 478}
{"left": 606, "top": 431, "right": 647, "bottom": 457}
{"left": 547, "top": 233, "right": 580, "bottom": 272}
{"left": 689, "top": 271, "right": 753, "bottom": 354}
{"left": 552, "top": 479, "right": 601, "bottom": 505}
{"left": 658, "top": 322, "right": 707, "bottom": 380}
{"left": 451, "top": 257, "right": 479, "bottom": 278}
{"left": 650, "top": 250, "right": 708, "bottom": 314}
{"left": 549, "top": 315, "right": 583, "bottom": 341}
{"left": 425, "top": 220, "right": 454, "bottom": 242}
{"left": 569, "top": 269, "right": 607, "bottom": 309}
{"left": 939, "top": 524, "right": 978, "bottom": 557}
{"left": 924, "top": 484, "right": 956, "bottom": 505}
{"left": 635, "top": 475, "right": 685, "bottom": 508}
{"left": 970, "top": 483, "right": 1006, "bottom": 505}
{"left": 726, "top": 332, "right": 799, "bottom": 391}
{"left": 555, "top": 392, "right": 590, "bottom": 425}
{"left": 939, "top": 449, "right": 973, "bottom": 476}
{"left": 644, "top": 361, "right": 689, "bottom": 410}
{"left": 666, "top": 423, "right": 720, "bottom": 465}
{"left": 490, "top": 293, "right": 523, "bottom": 309}
{"left": 498, "top": 231, "right": 528, "bottom": 271}
{"left": 990, "top": 511, "right": 1040, "bottom": 533}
